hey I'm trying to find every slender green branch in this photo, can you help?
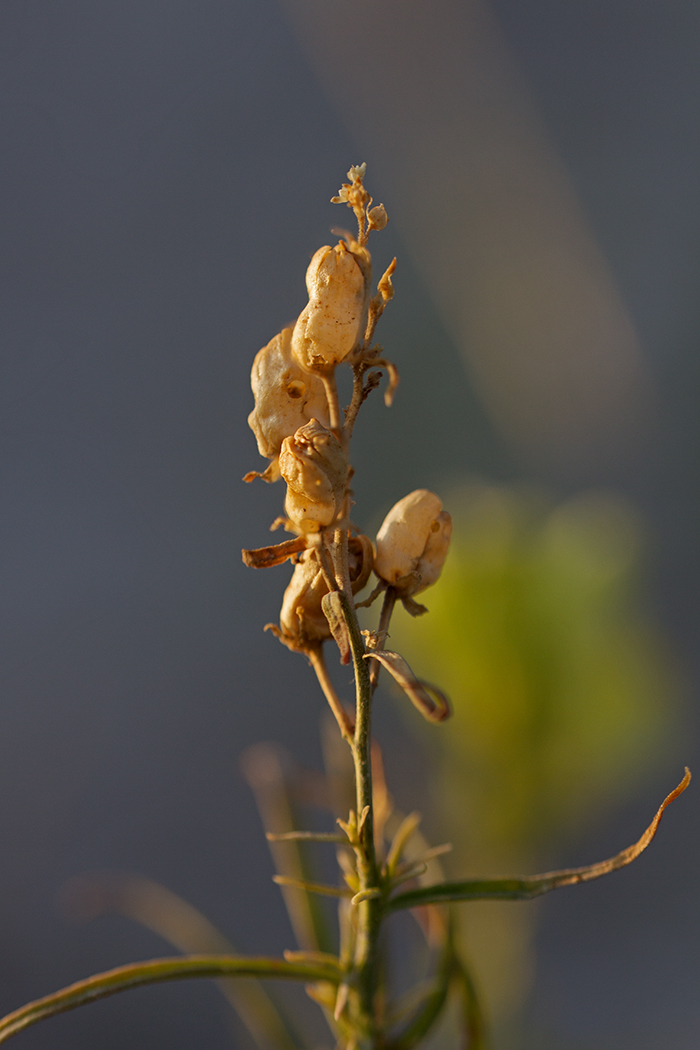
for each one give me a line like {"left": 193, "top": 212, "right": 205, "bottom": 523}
{"left": 273, "top": 876, "right": 353, "bottom": 899}
{"left": 335, "top": 588, "right": 383, "bottom": 1046}
{"left": 0, "top": 955, "right": 342, "bottom": 1045}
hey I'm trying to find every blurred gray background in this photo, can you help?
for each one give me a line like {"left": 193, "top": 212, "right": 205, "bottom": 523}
{"left": 0, "top": 0, "right": 698, "bottom": 1046}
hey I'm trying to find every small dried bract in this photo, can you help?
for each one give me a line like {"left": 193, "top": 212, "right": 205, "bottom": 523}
{"left": 374, "top": 489, "right": 452, "bottom": 599}
{"left": 279, "top": 419, "right": 349, "bottom": 534}
{"left": 246, "top": 327, "right": 330, "bottom": 481}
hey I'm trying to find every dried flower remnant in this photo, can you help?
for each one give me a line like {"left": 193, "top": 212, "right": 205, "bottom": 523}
{"left": 278, "top": 419, "right": 348, "bottom": 534}
{"left": 246, "top": 327, "right": 330, "bottom": 482}
{"left": 374, "top": 490, "right": 452, "bottom": 606}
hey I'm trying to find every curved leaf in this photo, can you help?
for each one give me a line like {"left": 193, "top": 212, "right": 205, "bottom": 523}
{"left": 0, "top": 954, "right": 341, "bottom": 1045}
{"left": 389, "top": 769, "right": 690, "bottom": 911}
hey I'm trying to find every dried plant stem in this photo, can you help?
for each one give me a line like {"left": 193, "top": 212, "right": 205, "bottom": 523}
{"left": 369, "top": 587, "right": 397, "bottom": 690}
{"left": 344, "top": 363, "right": 368, "bottom": 440}
{"left": 308, "top": 647, "right": 354, "bottom": 742}
{"left": 321, "top": 373, "right": 343, "bottom": 435}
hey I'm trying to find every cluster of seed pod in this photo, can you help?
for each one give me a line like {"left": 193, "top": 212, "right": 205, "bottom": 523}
{"left": 242, "top": 165, "right": 451, "bottom": 720}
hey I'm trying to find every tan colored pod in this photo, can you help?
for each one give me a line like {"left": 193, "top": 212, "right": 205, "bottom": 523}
{"left": 374, "top": 489, "right": 452, "bottom": 595}
{"left": 248, "top": 327, "right": 330, "bottom": 476}
{"left": 279, "top": 418, "right": 348, "bottom": 534}
{"left": 277, "top": 535, "right": 373, "bottom": 653}
{"left": 291, "top": 242, "right": 370, "bottom": 373}
{"left": 279, "top": 549, "right": 331, "bottom": 648}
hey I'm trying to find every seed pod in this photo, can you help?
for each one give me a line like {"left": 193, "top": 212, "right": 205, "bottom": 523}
{"left": 247, "top": 327, "right": 330, "bottom": 480}
{"left": 274, "top": 536, "right": 374, "bottom": 654}
{"left": 374, "top": 490, "right": 452, "bottom": 596}
{"left": 279, "top": 419, "right": 348, "bottom": 534}
{"left": 279, "top": 549, "right": 331, "bottom": 650}
{"left": 291, "top": 242, "right": 371, "bottom": 374}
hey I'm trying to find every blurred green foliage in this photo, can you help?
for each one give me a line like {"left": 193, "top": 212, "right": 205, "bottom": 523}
{"left": 389, "top": 484, "right": 681, "bottom": 1038}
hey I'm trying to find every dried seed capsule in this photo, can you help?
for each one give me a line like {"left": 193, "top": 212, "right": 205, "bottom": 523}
{"left": 247, "top": 327, "right": 330, "bottom": 480}
{"left": 279, "top": 419, "right": 348, "bottom": 534}
{"left": 374, "top": 490, "right": 452, "bottom": 596}
{"left": 274, "top": 536, "right": 374, "bottom": 654}
{"left": 279, "top": 549, "right": 331, "bottom": 649}
{"left": 291, "top": 242, "right": 371, "bottom": 374}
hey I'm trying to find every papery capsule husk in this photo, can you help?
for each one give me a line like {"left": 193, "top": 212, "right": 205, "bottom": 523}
{"left": 291, "top": 243, "right": 371, "bottom": 374}
{"left": 247, "top": 327, "right": 330, "bottom": 481}
{"left": 279, "top": 419, "right": 349, "bottom": 534}
{"left": 374, "top": 490, "right": 452, "bottom": 595}
{"left": 271, "top": 536, "right": 373, "bottom": 655}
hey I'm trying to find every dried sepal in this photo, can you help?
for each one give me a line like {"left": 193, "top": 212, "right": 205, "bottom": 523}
{"left": 247, "top": 327, "right": 330, "bottom": 479}
{"left": 279, "top": 419, "right": 348, "bottom": 535}
{"left": 374, "top": 490, "right": 452, "bottom": 599}
{"left": 364, "top": 650, "right": 451, "bottom": 723}
{"left": 243, "top": 462, "right": 280, "bottom": 484}
{"left": 377, "top": 257, "right": 396, "bottom": 301}
{"left": 367, "top": 204, "right": 388, "bottom": 232}
{"left": 241, "top": 535, "right": 307, "bottom": 569}
{"left": 322, "top": 591, "right": 351, "bottom": 664}
{"left": 291, "top": 243, "right": 371, "bottom": 375}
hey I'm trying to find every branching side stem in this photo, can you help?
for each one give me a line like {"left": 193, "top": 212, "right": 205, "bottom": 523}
{"left": 370, "top": 587, "right": 397, "bottom": 691}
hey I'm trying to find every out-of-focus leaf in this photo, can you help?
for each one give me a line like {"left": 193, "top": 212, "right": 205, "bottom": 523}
{"left": 388, "top": 768, "right": 689, "bottom": 910}
{"left": 0, "top": 955, "right": 342, "bottom": 1045}
{"left": 389, "top": 484, "right": 683, "bottom": 1029}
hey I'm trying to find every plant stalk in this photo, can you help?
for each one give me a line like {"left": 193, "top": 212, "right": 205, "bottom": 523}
{"left": 335, "top": 587, "right": 382, "bottom": 1047}
{"left": 327, "top": 520, "right": 382, "bottom": 1046}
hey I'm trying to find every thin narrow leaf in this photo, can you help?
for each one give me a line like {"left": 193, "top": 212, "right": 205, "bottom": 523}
{"left": 0, "top": 955, "right": 341, "bottom": 1045}
{"left": 273, "top": 876, "right": 353, "bottom": 899}
{"left": 266, "top": 831, "right": 349, "bottom": 844}
{"left": 385, "top": 812, "right": 422, "bottom": 876}
{"left": 389, "top": 769, "right": 690, "bottom": 911}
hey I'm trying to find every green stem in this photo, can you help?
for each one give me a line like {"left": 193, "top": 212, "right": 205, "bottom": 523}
{"left": 336, "top": 588, "right": 382, "bottom": 1047}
